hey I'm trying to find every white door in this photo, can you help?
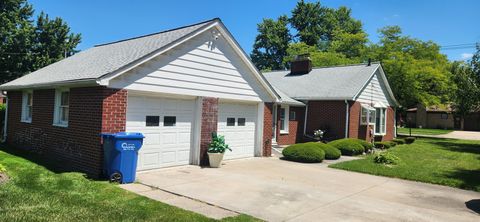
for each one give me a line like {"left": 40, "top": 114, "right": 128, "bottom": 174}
{"left": 217, "top": 102, "right": 257, "bottom": 160}
{"left": 126, "top": 95, "right": 194, "bottom": 171}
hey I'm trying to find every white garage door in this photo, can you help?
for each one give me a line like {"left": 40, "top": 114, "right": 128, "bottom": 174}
{"left": 126, "top": 95, "right": 194, "bottom": 171}
{"left": 217, "top": 102, "right": 257, "bottom": 160}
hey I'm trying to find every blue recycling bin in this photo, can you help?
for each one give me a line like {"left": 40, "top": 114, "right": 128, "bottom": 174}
{"left": 102, "top": 132, "right": 144, "bottom": 183}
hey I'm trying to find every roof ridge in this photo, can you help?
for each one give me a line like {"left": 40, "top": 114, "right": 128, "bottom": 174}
{"left": 94, "top": 18, "right": 220, "bottom": 47}
{"left": 263, "top": 61, "right": 380, "bottom": 74}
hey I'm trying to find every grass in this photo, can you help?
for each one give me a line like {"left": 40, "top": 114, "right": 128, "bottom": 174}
{"left": 330, "top": 138, "right": 480, "bottom": 192}
{"left": 0, "top": 146, "right": 259, "bottom": 222}
{"left": 397, "top": 127, "right": 453, "bottom": 135}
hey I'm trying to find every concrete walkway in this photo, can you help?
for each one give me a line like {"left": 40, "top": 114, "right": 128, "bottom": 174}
{"left": 399, "top": 130, "right": 480, "bottom": 140}
{"left": 134, "top": 158, "right": 480, "bottom": 222}
{"left": 120, "top": 183, "right": 238, "bottom": 219}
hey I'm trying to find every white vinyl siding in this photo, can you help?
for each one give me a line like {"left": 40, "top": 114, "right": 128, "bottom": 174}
{"left": 21, "top": 91, "right": 33, "bottom": 123}
{"left": 109, "top": 28, "right": 269, "bottom": 102}
{"left": 53, "top": 89, "right": 69, "bottom": 127}
{"left": 357, "top": 70, "right": 392, "bottom": 106}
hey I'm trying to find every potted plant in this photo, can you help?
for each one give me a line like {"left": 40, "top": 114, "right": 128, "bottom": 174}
{"left": 207, "top": 132, "right": 231, "bottom": 168}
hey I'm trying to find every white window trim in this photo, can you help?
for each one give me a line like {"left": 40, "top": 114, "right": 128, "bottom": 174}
{"left": 360, "top": 104, "right": 375, "bottom": 125}
{"left": 53, "top": 88, "right": 70, "bottom": 127}
{"left": 280, "top": 105, "right": 289, "bottom": 134}
{"left": 21, "top": 90, "right": 33, "bottom": 123}
{"left": 374, "top": 108, "right": 387, "bottom": 136}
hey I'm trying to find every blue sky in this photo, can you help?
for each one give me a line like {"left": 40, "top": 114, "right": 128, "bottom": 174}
{"left": 29, "top": 0, "right": 480, "bottom": 61}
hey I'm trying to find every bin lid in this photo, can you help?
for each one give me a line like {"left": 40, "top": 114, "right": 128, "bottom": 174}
{"left": 101, "top": 132, "right": 144, "bottom": 139}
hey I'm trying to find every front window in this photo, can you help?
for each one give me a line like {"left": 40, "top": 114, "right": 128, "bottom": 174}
{"left": 279, "top": 105, "right": 289, "bottom": 133}
{"left": 360, "top": 104, "right": 376, "bottom": 125}
{"left": 54, "top": 89, "right": 69, "bottom": 127}
{"left": 375, "top": 108, "right": 387, "bottom": 135}
{"left": 21, "top": 91, "right": 33, "bottom": 123}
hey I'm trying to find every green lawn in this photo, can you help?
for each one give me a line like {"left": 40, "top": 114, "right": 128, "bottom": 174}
{"left": 330, "top": 138, "right": 480, "bottom": 191}
{"left": 397, "top": 127, "right": 453, "bottom": 135}
{"left": 0, "top": 147, "right": 259, "bottom": 222}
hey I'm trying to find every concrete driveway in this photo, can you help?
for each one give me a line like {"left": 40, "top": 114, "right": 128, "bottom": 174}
{"left": 137, "top": 158, "right": 480, "bottom": 221}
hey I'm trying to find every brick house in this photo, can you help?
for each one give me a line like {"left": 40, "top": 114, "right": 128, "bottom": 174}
{"left": 263, "top": 56, "right": 399, "bottom": 145}
{"left": 0, "top": 18, "right": 280, "bottom": 177}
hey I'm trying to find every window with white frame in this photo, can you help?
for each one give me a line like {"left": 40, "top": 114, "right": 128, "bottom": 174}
{"left": 279, "top": 105, "right": 289, "bottom": 133}
{"left": 53, "top": 89, "right": 70, "bottom": 127}
{"left": 375, "top": 108, "right": 387, "bottom": 135}
{"left": 21, "top": 91, "right": 33, "bottom": 123}
{"left": 360, "top": 104, "right": 376, "bottom": 125}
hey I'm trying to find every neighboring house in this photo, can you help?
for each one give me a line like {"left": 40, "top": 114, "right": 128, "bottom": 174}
{"left": 0, "top": 18, "right": 280, "bottom": 177}
{"left": 263, "top": 56, "right": 399, "bottom": 145}
{"left": 406, "top": 104, "right": 458, "bottom": 130}
{"left": 406, "top": 104, "right": 480, "bottom": 131}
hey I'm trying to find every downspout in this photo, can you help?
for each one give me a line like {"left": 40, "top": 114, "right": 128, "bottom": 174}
{"left": 303, "top": 102, "right": 309, "bottom": 136}
{"left": 345, "top": 100, "right": 349, "bottom": 138}
{"left": 2, "top": 96, "right": 8, "bottom": 142}
{"left": 394, "top": 107, "right": 397, "bottom": 138}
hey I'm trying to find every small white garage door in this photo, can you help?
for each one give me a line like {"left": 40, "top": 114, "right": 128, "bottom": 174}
{"left": 126, "top": 95, "right": 194, "bottom": 171}
{"left": 217, "top": 102, "right": 257, "bottom": 160}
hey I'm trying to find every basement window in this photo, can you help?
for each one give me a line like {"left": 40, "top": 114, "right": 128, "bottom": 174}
{"left": 21, "top": 91, "right": 33, "bottom": 123}
{"left": 53, "top": 89, "right": 69, "bottom": 127}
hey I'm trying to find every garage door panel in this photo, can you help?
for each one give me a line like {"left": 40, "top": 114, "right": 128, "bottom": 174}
{"left": 127, "top": 95, "right": 194, "bottom": 171}
{"left": 218, "top": 102, "right": 257, "bottom": 160}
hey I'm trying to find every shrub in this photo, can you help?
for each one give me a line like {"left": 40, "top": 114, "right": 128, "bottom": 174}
{"left": 405, "top": 137, "right": 416, "bottom": 144}
{"left": 392, "top": 139, "right": 405, "bottom": 145}
{"left": 310, "top": 142, "right": 341, "bottom": 160}
{"left": 373, "top": 152, "right": 400, "bottom": 165}
{"left": 374, "top": 142, "right": 391, "bottom": 149}
{"left": 386, "top": 141, "right": 397, "bottom": 147}
{"left": 353, "top": 139, "right": 373, "bottom": 152}
{"left": 0, "top": 164, "right": 5, "bottom": 173}
{"left": 282, "top": 143, "right": 325, "bottom": 163}
{"left": 328, "top": 139, "right": 364, "bottom": 156}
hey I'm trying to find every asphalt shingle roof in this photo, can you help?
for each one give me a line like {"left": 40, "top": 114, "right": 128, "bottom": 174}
{"left": 263, "top": 63, "right": 380, "bottom": 101}
{"left": 1, "top": 18, "right": 217, "bottom": 89}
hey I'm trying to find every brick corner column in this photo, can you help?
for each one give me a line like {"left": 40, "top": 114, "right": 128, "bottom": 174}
{"left": 101, "top": 88, "right": 128, "bottom": 133}
{"left": 263, "top": 102, "right": 274, "bottom": 157}
{"left": 199, "top": 97, "right": 219, "bottom": 166}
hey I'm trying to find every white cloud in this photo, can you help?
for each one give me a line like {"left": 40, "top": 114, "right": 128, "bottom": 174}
{"left": 461, "top": 53, "right": 474, "bottom": 60}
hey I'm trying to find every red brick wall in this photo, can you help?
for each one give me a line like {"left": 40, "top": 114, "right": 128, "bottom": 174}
{"left": 276, "top": 106, "right": 305, "bottom": 145}
{"left": 383, "top": 106, "right": 395, "bottom": 141}
{"left": 263, "top": 103, "right": 273, "bottom": 156}
{"left": 6, "top": 86, "right": 127, "bottom": 177}
{"left": 306, "top": 101, "right": 347, "bottom": 141}
{"left": 101, "top": 89, "right": 127, "bottom": 133}
{"left": 199, "top": 97, "right": 218, "bottom": 165}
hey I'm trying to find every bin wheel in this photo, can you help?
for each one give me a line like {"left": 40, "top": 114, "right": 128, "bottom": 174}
{"left": 110, "top": 172, "right": 122, "bottom": 183}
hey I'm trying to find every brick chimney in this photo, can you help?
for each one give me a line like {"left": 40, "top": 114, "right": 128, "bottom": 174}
{"left": 290, "top": 54, "right": 312, "bottom": 75}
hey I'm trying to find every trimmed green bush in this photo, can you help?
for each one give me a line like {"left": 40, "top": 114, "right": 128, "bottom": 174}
{"left": 282, "top": 143, "right": 325, "bottom": 163}
{"left": 374, "top": 141, "right": 391, "bottom": 149}
{"left": 392, "top": 139, "right": 405, "bottom": 144}
{"left": 311, "top": 142, "right": 341, "bottom": 160}
{"left": 405, "top": 137, "right": 416, "bottom": 144}
{"left": 353, "top": 139, "right": 373, "bottom": 152}
{"left": 328, "top": 139, "right": 364, "bottom": 156}
{"left": 373, "top": 152, "right": 400, "bottom": 165}
{"left": 386, "top": 141, "right": 397, "bottom": 147}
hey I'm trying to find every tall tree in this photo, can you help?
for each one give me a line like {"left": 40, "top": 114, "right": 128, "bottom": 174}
{"left": 471, "top": 43, "right": 480, "bottom": 81}
{"left": 0, "top": 0, "right": 81, "bottom": 83}
{"left": 284, "top": 42, "right": 359, "bottom": 67}
{"left": 251, "top": 15, "right": 291, "bottom": 71}
{"left": 367, "top": 26, "right": 452, "bottom": 108}
{"left": 450, "top": 61, "right": 479, "bottom": 129}
{"left": 290, "top": 0, "right": 324, "bottom": 46}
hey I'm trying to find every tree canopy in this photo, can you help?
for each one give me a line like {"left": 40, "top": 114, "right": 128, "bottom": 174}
{"left": 0, "top": 0, "right": 81, "bottom": 83}
{"left": 251, "top": 0, "right": 462, "bottom": 110}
